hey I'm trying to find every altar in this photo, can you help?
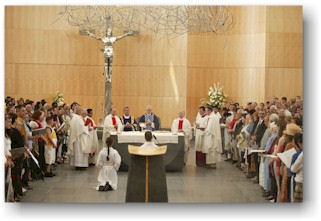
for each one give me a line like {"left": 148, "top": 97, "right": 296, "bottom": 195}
{"left": 97, "top": 130, "right": 185, "bottom": 172}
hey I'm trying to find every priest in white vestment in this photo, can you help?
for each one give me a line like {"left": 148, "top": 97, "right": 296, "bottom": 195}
{"left": 102, "top": 108, "right": 123, "bottom": 146}
{"left": 195, "top": 106, "right": 207, "bottom": 153}
{"left": 171, "top": 111, "right": 192, "bottom": 164}
{"left": 203, "top": 106, "right": 222, "bottom": 169}
{"left": 85, "top": 109, "right": 99, "bottom": 165}
{"left": 211, "top": 107, "right": 223, "bottom": 158}
{"left": 68, "top": 107, "right": 91, "bottom": 169}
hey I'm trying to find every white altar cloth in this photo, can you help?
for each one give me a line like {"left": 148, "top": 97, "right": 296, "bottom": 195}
{"left": 115, "top": 131, "right": 183, "bottom": 144}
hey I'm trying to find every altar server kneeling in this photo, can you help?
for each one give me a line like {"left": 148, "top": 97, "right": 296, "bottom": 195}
{"left": 96, "top": 137, "right": 121, "bottom": 191}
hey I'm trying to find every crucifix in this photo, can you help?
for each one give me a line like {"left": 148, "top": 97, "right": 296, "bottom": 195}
{"left": 83, "top": 17, "right": 138, "bottom": 116}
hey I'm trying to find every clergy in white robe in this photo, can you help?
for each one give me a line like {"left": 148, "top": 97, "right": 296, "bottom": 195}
{"left": 85, "top": 109, "right": 99, "bottom": 165}
{"left": 224, "top": 111, "right": 234, "bottom": 160}
{"left": 212, "top": 110, "right": 223, "bottom": 158}
{"left": 68, "top": 107, "right": 91, "bottom": 168}
{"left": 96, "top": 138, "right": 121, "bottom": 191}
{"left": 102, "top": 108, "right": 123, "bottom": 146}
{"left": 203, "top": 106, "right": 222, "bottom": 169}
{"left": 194, "top": 106, "right": 207, "bottom": 152}
{"left": 195, "top": 106, "right": 208, "bottom": 167}
{"left": 171, "top": 111, "right": 192, "bottom": 164}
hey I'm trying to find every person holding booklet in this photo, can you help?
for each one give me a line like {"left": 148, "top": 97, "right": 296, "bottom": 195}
{"left": 291, "top": 133, "right": 303, "bottom": 202}
{"left": 279, "top": 123, "right": 302, "bottom": 202}
{"left": 30, "top": 110, "right": 47, "bottom": 173}
{"left": 8, "top": 114, "right": 26, "bottom": 201}
{"left": 44, "top": 117, "right": 58, "bottom": 177}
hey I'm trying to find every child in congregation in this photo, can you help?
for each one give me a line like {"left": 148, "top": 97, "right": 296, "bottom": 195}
{"left": 44, "top": 116, "right": 58, "bottom": 177}
{"left": 96, "top": 137, "right": 121, "bottom": 191}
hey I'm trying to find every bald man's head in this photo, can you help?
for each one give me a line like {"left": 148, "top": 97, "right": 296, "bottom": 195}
{"left": 178, "top": 111, "right": 185, "bottom": 119}
{"left": 146, "top": 105, "right": 152, "bottom": 114}
{"left": 75, "top": 106, "right": 82, "bottom": 115}
{"left": 111, "top": 107, "right": 117, "bottom": 116}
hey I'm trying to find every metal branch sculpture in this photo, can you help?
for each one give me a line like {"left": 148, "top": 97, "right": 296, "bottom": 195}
{"left": 58, "top": 6, "right": 233, "bottom": 116}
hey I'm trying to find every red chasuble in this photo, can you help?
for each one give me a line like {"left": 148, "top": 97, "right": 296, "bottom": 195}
{"left": 112, "top": 117, "right": 117, "bottom": 125}
{"left": 178, "top": 120, "right": 183, "bottom": 130}
{"left": 85, "top": 118, "right": 94, "bottom": 127}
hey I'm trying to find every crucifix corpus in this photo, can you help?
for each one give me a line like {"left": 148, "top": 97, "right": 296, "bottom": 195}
{"left": 81, "top": 17, "right": 138, "bottom": 116}
{"left": 60, "top": 6, "right": 233, "bottom": 117}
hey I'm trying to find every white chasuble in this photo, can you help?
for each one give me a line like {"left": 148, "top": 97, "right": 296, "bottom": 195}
{"left": 68, "top": 114, "right": 90, "bottom": 167}
{"left": 102, "top": 114, "right": 123, "bottom": 146}
{"left": 195, "top": 114, "right": 208, "bottom": 152}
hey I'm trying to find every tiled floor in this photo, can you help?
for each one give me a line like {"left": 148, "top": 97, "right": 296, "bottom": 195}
{"left": 21, "top": 147, "right": 267, "bottom": 203}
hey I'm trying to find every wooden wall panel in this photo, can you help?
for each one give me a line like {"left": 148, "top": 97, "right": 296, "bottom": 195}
{"left": 186, "top": 6, "right": 267, "bottom": 122}
{"left": 265, "top": 68, "right": 302, "bottom": 100}
{"left": 5, "top": 6, "right": 187, "bottom": 127}
{"left": 265, "top": 6, "right": 303, "bottom": 99}
{"left": 5, "top": 6, "right": 302, "bottom": 127}
{"left": 186, "top": 67, "right": 265, "bottom": 122}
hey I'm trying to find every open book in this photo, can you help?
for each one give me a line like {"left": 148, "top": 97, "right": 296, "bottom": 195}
{"left": 32, "top": 128, "right": 46, "bottom": 136}
{"left": 277, "top": 148, "right": 297, "bottom": 168}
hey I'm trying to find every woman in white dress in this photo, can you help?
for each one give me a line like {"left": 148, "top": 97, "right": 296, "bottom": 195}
{"left": 96, "top": 137, "right": 121, "bottom": 191}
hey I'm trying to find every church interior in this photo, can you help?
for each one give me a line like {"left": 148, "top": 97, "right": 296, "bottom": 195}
{"left": 4, "top": 5, "right": 303, "bottom": 204}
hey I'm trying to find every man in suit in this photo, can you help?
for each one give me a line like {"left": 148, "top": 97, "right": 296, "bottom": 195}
{"left": 231, "top": 110, "right": 244, "bottom": 164}
{"left": 251, "top": 110, "right": 268, "bottom": 183}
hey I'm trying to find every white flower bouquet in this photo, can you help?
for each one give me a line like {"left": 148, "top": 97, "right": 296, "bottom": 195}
{"left": 206, "top": 82, "right": 227, "bottom": 109}
{"left": 53, "top": 91, "right": 65, "bottom": 106}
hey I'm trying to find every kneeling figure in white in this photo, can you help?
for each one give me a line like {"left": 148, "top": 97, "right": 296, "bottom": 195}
{"left": 96, "top": 137, "right": 121, "bottom": 191}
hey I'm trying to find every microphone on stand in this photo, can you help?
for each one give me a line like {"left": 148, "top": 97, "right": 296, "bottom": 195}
{"left": 153, "top": 134, "right": 160, "bottom": 145}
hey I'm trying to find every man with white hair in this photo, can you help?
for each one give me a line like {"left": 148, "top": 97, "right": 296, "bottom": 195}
{"left": 138, "top": 104, "right": 160, "bottom": 131}
{"left": 269, "top": 105, "right": 277, "bottom": 114}
{"left": 171, "top": 111, "right": 192, "bottom": 164}
{"left": 25, "top": 104, "right": 33, "bottom": 118}
{"left": 102, "top": 107, "right": 122, "bottom": 145}
{"left": 68, "top": 106, "right": 91, "bottom": 169}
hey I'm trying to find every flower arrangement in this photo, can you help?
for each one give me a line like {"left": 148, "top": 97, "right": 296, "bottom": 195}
{"left": 53, "top": 91, "right": 65, "bottom": 106}
{"left": 205, "top": 82, "right": 227, "bottom": 109}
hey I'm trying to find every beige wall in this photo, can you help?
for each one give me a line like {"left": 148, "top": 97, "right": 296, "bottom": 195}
{"left": 186, "top": 6, "right": 302, "bottom": 122}
{"left": 186, "top": 6, "right": 267, "bottom": 121}
{"left": 5, "top": 6, "right": 302, "bottom": 127}
{"left": 265, "top": 6, "right": 303, "bottom": 100}
{"left": 5, "top": 6, "right": 187, "bottom": 127}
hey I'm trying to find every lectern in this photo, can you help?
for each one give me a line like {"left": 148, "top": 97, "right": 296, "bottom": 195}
{"left": 126, "top": 145, "right": 168, "bottom": 202}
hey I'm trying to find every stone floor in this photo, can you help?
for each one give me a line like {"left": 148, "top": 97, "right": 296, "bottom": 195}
{"left": 21, "top": 147, "right": 267, "bottom": 203}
